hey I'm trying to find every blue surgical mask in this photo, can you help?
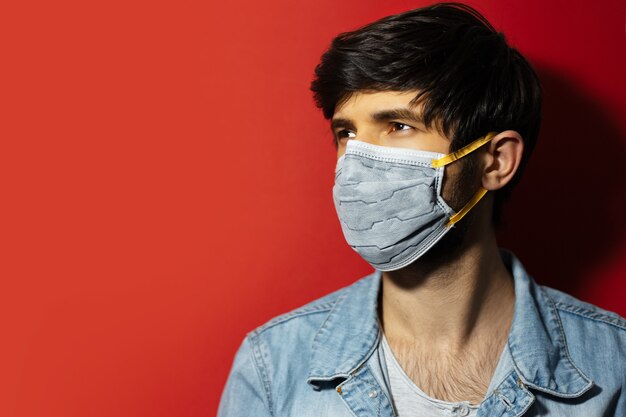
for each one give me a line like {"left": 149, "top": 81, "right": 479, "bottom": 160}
{"left": 332, "top": 132, "right": 497, "bottom": 271}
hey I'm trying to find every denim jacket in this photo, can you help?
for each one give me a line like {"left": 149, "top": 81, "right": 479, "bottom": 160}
{"left": 218, "top": 251, "right": 626, "bottom": 416}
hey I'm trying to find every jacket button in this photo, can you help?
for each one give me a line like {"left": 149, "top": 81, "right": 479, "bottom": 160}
{"left": 368, "top": 390, "right": 378, "bottom": 398}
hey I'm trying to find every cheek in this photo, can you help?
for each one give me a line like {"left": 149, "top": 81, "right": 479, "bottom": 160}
{"left": 440, "top": 162, "right": 479, "bottom": 211}
{"left": 440, "top": 164, "right": 458, "bottom": 206}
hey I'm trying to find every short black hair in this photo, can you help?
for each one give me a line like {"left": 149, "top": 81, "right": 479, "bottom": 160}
{"left": 310, "top": 2, "right": 542, "bottom": 223}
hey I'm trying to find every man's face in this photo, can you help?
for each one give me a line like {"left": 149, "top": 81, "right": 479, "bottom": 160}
{"left": 331, "top": 90, "right": 484, "bottom": 263}
{"left": 331, "top": 90, "right": 478, "bottom": 213}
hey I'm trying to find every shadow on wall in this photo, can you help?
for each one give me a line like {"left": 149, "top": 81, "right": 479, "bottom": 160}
{"left": 497, "top": 65, "right": 626, "bottom": 296}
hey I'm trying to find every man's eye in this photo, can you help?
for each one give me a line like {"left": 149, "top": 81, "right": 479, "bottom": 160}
{"left": 336, "top": 130, "right": 357, "bottom": 139}
{"left": 390, "top": 122, "right": 413, "bottom": 132}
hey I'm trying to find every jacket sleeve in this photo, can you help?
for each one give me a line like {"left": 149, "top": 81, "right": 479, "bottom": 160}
{"left": 217, "top": 335, "right": 273, "bottom": 417}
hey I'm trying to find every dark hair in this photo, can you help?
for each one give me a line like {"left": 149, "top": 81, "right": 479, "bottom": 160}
{"left": 310, "top": 2, "right": 542, "bottom": 223}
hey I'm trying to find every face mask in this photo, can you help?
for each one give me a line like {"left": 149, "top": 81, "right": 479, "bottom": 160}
{"left": 332, "top": 132, "right": 497, "bottom": 271}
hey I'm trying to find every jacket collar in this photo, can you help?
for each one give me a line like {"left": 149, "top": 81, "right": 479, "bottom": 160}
{"left": 502, "top": 250, "right": 593, "bottom": 397}
{"left": 307, "top": 250, "right": 593, "bottom": 397}
{"left": 307, "top": 271, "right": 381, "bottom": 384}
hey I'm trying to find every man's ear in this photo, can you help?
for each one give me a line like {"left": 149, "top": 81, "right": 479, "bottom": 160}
{"left": 481, "top": 130, "right": 524, "bottom": 191}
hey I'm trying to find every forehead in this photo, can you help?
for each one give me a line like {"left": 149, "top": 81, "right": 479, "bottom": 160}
{"left": 333, "top": 90, "right": 422, "bottom": 119}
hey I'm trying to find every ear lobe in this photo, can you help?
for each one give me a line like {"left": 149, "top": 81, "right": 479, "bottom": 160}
{"left": 481, "top": 130, "right": 524, "bottom": 191}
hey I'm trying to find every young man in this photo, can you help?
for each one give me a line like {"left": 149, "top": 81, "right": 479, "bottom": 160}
{"left": 218, "top": 3, "right": 626, "bottom": 416}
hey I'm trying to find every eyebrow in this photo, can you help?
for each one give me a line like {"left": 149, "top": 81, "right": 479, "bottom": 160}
{"left": 371, "top": 108, "right": 425, "bottom": 125}
{"left": 330, "top": 108, "right": 425, "bottom": 132}
{"left": 330, "top": 117, "right": 355, "bottom": 133}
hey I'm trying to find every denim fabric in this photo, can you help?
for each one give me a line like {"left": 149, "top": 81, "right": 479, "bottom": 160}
{"left": 218, "top": 250, "right": 626, "bottom": 417}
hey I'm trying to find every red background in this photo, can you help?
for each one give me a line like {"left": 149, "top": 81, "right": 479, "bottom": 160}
{"left": 1, "top": 0, "right": 625, "bottom": 416}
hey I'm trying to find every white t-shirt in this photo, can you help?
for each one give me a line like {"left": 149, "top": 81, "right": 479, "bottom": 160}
{"left": 380, "top": 332, "right": 480, "bottom": 417}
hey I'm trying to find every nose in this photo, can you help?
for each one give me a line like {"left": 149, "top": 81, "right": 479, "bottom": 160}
{"left": 351, "top": 134, "right": 379, "bottom": 146}
{"left": 337, "top": 134, "right": 380, "bottom": 159}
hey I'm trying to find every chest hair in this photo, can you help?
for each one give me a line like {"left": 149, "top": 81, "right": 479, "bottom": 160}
{"left": 387, "top": 332, "right": 506, "bottom": 405}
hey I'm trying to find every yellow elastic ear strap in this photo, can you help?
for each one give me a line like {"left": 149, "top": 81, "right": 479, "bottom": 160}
{"left": 431, "top": 131, "right": 499, "bottom": 168}
{"left": 445, "top": 187, "right": 488, "bottom": 228}
{"left": 430, "top": 131, "right": 499, "bottom": 228}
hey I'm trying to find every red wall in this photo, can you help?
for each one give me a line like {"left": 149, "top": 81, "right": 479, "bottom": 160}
{"left": 2, "top": 0, "right": 625, "bottom": 416}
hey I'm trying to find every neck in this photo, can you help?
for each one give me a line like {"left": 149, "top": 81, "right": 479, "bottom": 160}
{"left": 379, "top": 224, "right": 515, "bottom": 350}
